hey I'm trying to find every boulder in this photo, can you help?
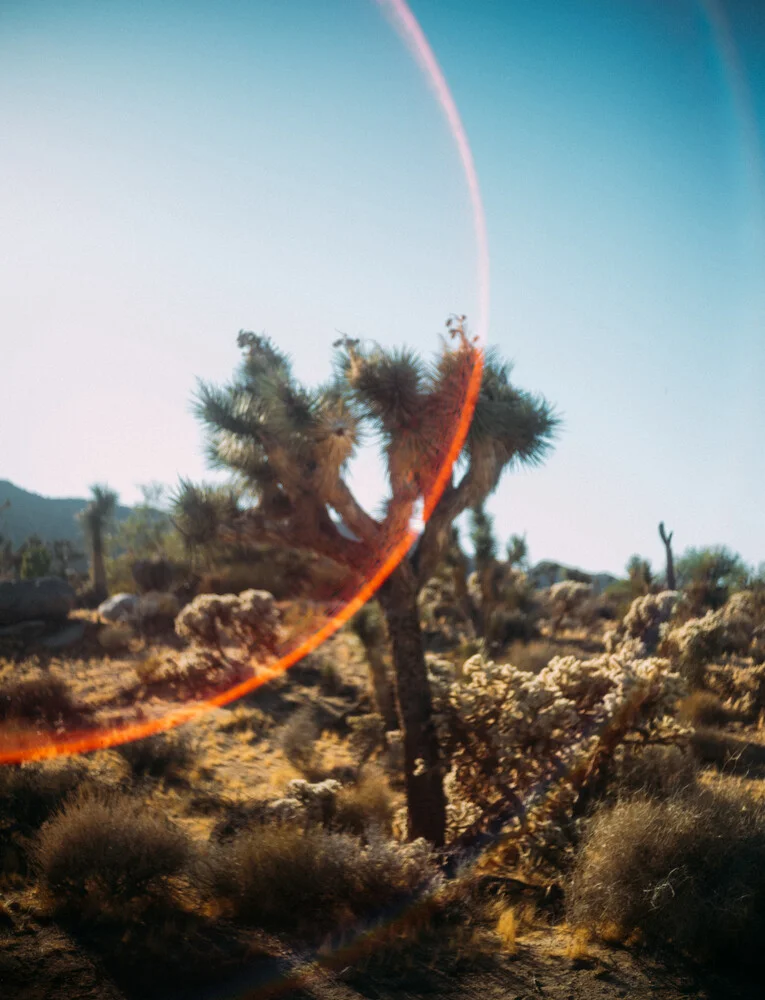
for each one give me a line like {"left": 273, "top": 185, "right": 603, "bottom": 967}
{"left": 0, "top": 619, "right": 47, "bottom": 639}
{"left": 98, "top": 593, "right": 140, "bottom": 623}
{"left": 0, "top": 577, "right": 75, "bottom": 627}
{"left": 38, "top": 621, "right": 87, "bottom": 650}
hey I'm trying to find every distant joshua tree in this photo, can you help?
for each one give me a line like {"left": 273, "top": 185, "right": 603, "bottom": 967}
{"left": 658, "top": 522, "right": 676, "bottom": 591}
{"left": 626, "top": 554, "right": 653, "bottom": 597}
{"left": 506, "top": 533, "right": 528, "bottom": 570}
{"left": 175, "top": 319, "right": 558, "bottom": 845}
{"left": 79, "top": 484, "right": 118, "bottom": 603}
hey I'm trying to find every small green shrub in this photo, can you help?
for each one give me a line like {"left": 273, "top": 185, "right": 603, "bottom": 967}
{"left": 568, "top": 787, "right": 765, "bottom": 966}
{"left": 34, "top": 790, "right": 192, "bottom": 921}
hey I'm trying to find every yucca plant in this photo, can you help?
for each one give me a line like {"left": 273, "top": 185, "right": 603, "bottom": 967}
{"left": 176, "top": 320, "right": 558, "bottom": 846}
{"left": 78, "top": 484, "right": 118, "bottom": 603}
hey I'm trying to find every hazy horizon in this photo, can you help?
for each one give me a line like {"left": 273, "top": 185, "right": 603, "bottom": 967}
{"left": 2, "top": 0, "right": 763, "bottom": 576}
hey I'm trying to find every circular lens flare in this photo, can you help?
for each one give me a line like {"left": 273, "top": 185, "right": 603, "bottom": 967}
{"left": 0, "top": 0, "right": 489, "bottom": 764}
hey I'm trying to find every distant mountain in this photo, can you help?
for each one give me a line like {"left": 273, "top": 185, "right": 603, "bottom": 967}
{"left": 0, "top": 480, "right": 134, "bottom": 556}
{"left": 529, "top": 560, "right": 619, "bottom": 594}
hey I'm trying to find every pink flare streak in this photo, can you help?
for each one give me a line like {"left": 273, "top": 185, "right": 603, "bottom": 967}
{"left": 375, "top": 0, "right": 490, "bottom": 344}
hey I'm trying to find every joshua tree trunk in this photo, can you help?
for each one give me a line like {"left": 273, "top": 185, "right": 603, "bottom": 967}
{"left": 659, "top": 522, "right": 676, "bottom": 591}
{"left": 379, "top": 562, "right": 447, "bottom": 847}
{"left": 91, "top": 526, "right": 107, "bottom": 604}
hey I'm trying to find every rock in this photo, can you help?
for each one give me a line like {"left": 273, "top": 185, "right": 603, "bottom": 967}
{"left": 38, "top": 621, "right": 86, "bottom": 650}
{"left": 0, "top": 619, "right": 47, "bottom": 639}
{"left": 0, "top": 577, "right": 75, "bottom": 627}
{"left": 98, "top": 593, "right": 139, "bottom": 622}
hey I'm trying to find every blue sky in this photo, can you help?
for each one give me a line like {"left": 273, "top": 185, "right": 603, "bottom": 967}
{"left": 1, "top": 0, "right": 763, "bottom": 575}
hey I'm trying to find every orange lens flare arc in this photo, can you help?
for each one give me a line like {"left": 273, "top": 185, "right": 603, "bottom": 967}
{"left": 0, "top": 0, "right": 489, "bottom": 765}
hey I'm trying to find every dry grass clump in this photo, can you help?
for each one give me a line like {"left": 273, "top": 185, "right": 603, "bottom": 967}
{"left": 34, "top": 789, "right": 193, "bottom": 922}
{"left": 609, "top": 745, "right": 699, "bottom": 803}
{"left": 495, "top": 905, "right": 519, "bottom": 955}
{"left": 279, "top": 705, "right": 321, "bottom": 774}
{"left": 98, "top": 622, "right": 135, "bottom": 654}
{"left": 207, "top": 823, "right": 435, "bottom": 935}
{"left": 116, "top": 729, "right": 196, "bottom": 783}
{"left": 330, "top": 877, "right": 499, "bottom": 986}
{"left": 0, "top": 761, "right": 88, "bottom": 878}
{"left": 332, "top": 768, "right": 395, "bottom": 837}
{"left": 568, "top": 786, "right": 765, "bottom": 966}
{"left": 140, "top": 649, "right": 243, "bottom": 698}
{"left": 678, "top": 690, "right": 729, "bottom": 728}
{"left": 0, "top": 673, "right": 90, "bottom": 729}
{"left": 216, "top": 704, "right": 268, "bottom": 735}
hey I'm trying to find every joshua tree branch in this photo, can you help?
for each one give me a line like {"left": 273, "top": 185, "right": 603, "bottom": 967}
{"left": 325, "top": 478, "right": 382, "bottom": 546}
{"left": 412, "top": 464, "right": 484, "bottom": 588}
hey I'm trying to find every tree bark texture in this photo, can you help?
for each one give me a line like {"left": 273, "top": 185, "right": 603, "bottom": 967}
{"left": 379, "top": 562, "right": 447, "bottom": 847}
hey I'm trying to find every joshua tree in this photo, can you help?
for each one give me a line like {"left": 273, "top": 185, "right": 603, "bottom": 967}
{"left": 177, "top": 321, "right": 558, "bottom": 845}
{"left": 506, "top": 533, "right": 528, "bottom": 570}
{"left": 626, "top": 554, "right": 653, "bottom": 597}
{"left": 79, "top": 484, "right": 118, "bottom": 603}
{"left": 658, "top": 522, "right": 676, "bottom": 591}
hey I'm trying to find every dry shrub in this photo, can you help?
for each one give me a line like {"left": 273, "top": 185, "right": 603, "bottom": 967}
{"left": 331, "top": 878, "right": 498, "bottom": 986}
{"left": 318, "top": 658, "right": 344, "bottom": 696}
{"left": 98, "top": 622, "right": 135, "bottom": 654}
{"left": 495, "top": 906, "right": 518, "bottom": 955}
{"left": 678, "top": 690, "right": 729, "bottom": 728}
{"left": 568, "top": 786, "right": 765, "bottom": 966}
{"left": 332, "top": 768, "right": 395, "bottom": 836}
{"left": 0, "top": 761, "right": 88, "bottom": 877}
{"left": 207, "top": 823, "right": 435, "bottom": 935}
{"left": 216, "top": 704, "right": 267, "bottom": 735}
{"left": 116, "top": 729, "right": 195, "bottom": 782}
{"left": 279, "top": 705, "right": 321, "bottom": 774}
{"left": 609, "top": 745, "right": 698, "bottom": 803}
{"left": 0, "top": 674, "right": 90, "bottom": 729}
{"left": 141, "top": 650, "right": 243, "bottom": 698}
{"left": 34, "top": 789, "right": 192, "bottom": 921}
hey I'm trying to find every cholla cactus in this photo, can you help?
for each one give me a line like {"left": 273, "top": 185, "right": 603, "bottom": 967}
{"left": 430, "top": 649, "right": 688, "bottom": 858}
{"left": 622, "top": 591, "right": 679, "bottom": 651}
{"left": 175, "top": 589, "right": 280, "bottom": 655}
{"left": 662, "top": 592, "right": 756, "bottom": 686}
{"left": 547, "top": 580, "right": 593, "bottom": 631}
{"left": 285, "top": 778, "right": 342, "bottom": 824}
